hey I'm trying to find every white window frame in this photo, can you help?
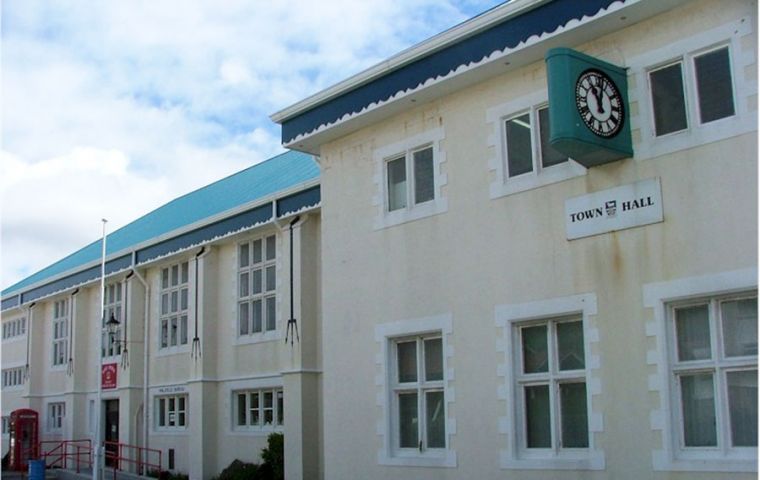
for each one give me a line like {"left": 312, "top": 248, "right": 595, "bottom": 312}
{"left": 487, "top": 90, "right": 586, "bottom": 199}
{"left": 236, "top": 234, "right": 279, "bottom": 343}
{"left": 496, "top": 293, "right": 604, "bottom": 470}
{"left": 47, "top": 402, "right": 65, "bottom": 432}
{"left": 375, "top": 313, "right": 456, "bottom": 468}
{"left": 372, "top": 128, "right": 448, "bottom": 230}
{"left": 155, "top": 394, "right": 188, "bottom": 432}
{"left": 158, "top": 261, "right": 190, "bottom": 352}
{"left": 2, "top": 366, "right": 25, "bottom": 390}
{"left": 102, "top": 282, "right": 123, "bottom": 358}
{"left": 232, "top": 388, "right": 284, "bottom": 432}
{"left": 2, "top": 317, "right": 26, "bottom": 341}
{"left": 644, "top": 268, "right": 757, "bottom": 472}
{"left": 51, "top": 299, "right": 68, "bottom": 369}
{"left": 628, "top": 16, "right": 755, "bottom": 160}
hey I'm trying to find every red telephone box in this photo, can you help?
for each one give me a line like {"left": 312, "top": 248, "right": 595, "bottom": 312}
{"left": 9, "top": 409, "right": 39, "bottom": 471}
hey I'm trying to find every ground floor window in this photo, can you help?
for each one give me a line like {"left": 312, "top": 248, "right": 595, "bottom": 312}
{"left": 47, "top": 402, "right": 65, "bottom": 432}
{"left": 2, "top": 367, "right": 24, "bottom": 388}
{"left": 234, "top": 388, "right": 283, "bottom": 429}
{"left": 155, "top": 395, "right": 187, "bottom": 430}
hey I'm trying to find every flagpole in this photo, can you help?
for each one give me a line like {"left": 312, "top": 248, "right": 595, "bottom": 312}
{"left": 94, "top": 219, "right": 107, "bottom": 480}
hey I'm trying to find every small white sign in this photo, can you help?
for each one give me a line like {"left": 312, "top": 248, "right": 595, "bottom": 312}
{"left": 157, "top": 385, "right": 187, "bottom": 394}
{"left": 565, "top": 177, "right": 663, "bottom": 240}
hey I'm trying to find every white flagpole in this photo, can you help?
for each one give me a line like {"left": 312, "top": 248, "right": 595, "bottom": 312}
{"left": 93, "top": 219, "right": 107, "bottom": 480}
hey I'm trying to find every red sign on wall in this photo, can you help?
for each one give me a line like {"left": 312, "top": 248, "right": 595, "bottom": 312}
{"left": 102, "top": 363, "right": 117, "bottom": 389}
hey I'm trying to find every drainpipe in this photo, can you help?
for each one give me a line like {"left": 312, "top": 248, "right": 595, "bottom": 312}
{"left": 68, "top": 289, "right": 80, "bottom": 376}
{"left": 191, "top": 247, "right": 209, "bottom": 360}
{"left": 23, "top": 303, "right": 36, "bottom": 382}
{"left": 130, "top": 268, "right": 150, "bottom": 452}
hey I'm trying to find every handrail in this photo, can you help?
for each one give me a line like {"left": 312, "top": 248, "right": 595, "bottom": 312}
{"left": 103, "top": 441, "right": 162, "bottom": 476}
{"left": 39, "top": 439, "right": 92, "bottom": 473}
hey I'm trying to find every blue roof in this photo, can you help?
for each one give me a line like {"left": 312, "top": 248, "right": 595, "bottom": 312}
{"left": 2, "top": 150, "right": 319, "bottom": 297}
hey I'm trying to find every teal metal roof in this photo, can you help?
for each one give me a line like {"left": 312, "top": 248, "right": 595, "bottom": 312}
{"left": 2, "top": 150, "right": 319, "bottom": 297}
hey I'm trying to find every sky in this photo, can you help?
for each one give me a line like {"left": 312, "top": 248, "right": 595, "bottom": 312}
{"left": 1, "top": 0, "right": 504, "bottom": 291}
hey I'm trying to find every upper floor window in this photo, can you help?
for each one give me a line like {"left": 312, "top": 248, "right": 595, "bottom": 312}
{"left": 2, "top": 367, "right": 24, "bottom": 389}
{"left": 649, "top": 45, "right": 735, "bottom": 137}
{"left": 373, "top": 128, "right": 447, "bottom": 230}
{"left": 2, "top": 317, "right": 26, "bottom": 340}
{"left": 234, "top": 388, "right": 284, "bottom": 430}
{"left": 103, "top": 283, "right": 123, "bottom": 358}
{"left": 504, "top": 105, "right": 569, "bottom": 178}
{"left": 668, "top": 294, "right": 756, "bottom": 451}
{"left": 52, "top": 300, "right": 68, "bottom": 367}
{"left": 160, "top": 262, "right": 189, "bottom": 350}
{"left": 238, "top": 235, "right": 277, "bottom": 336}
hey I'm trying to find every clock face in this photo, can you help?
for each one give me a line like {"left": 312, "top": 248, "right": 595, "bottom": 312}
{"left": 575, "top": 69, "right": 624, "bottom": 138}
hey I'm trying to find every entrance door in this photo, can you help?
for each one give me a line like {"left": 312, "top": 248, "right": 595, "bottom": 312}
{"left": 104, "top": 400, "right": 119, "bottom": 468}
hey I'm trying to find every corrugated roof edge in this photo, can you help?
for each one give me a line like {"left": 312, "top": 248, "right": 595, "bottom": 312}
{"left": 1, "top": 150, "right": 319, "bottom": 298}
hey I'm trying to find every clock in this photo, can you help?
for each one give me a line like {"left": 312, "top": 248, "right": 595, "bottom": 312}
{"left": 575, "top": 69, "right": 624, "bottom": 138}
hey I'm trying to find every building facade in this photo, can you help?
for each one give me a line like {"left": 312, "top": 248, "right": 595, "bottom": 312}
{"left": 273, "top": 0, "right": 757, "bottom": 478}
{"left": 2, "top": 151, "right": 322, "bottom": 480}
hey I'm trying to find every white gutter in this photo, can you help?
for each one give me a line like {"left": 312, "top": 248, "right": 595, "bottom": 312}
{"left": 270, "top": 0, "right": 548, "bottom": 122}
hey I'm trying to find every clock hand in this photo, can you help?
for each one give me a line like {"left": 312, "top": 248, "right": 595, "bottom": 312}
{"left": 593, "top": 86, "right": 605, "bottom": 115}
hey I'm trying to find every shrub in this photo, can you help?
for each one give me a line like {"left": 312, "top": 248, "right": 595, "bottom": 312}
{"left": 210, "top": 459, "right": 259, "bottom": 480}
{"left": 260, "top": 433, "right": 283, "bottom": 480}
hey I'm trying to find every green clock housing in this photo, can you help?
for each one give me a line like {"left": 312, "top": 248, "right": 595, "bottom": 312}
{"left": 545, "top": 48, "right": 633, "bottom": 168}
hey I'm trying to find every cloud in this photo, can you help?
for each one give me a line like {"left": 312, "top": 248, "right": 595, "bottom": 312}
{"left": 1, "top": 0, "right": 502, "bottom": 289}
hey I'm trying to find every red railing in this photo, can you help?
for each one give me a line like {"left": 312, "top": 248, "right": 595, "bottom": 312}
{"left": 104, "top": 441, "right": 162, "bottom": 477}
{"left": 39, "top": 439, "right": 92, "bottom": 473}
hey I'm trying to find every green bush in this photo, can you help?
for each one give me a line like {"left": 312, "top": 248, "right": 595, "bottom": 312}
{"left": 210, "top": 459, "right": 259, "bottom": 480}
{"left": 260, "top": 433, "right": 283, "bottom": 480}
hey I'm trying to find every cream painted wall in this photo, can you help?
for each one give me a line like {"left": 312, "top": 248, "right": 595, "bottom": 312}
{"left": 318, "top": 1, "right": 756, "bottom": 479}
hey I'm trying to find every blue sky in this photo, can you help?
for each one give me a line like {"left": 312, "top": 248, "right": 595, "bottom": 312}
{"left": 1, "top": 0, "right": 504, "bottom": 289}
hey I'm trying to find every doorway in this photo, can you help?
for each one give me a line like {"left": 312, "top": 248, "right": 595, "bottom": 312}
{"left": 104, "top": 400, "right": 119, "bottom": 468}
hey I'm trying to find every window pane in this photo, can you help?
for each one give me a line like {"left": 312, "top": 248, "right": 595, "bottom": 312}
{"left": 398, "top": 393, "right": 418, "bottom": 448}
{"left": 159, "top": 399, "right": 166, "bottom": 426}
{"left": 171, "top": 291, "right": 178, "bottom": 313}
{"left": 675, "top": 304, "right": 711, "bottom": 361}
{"left": 171, "top": 265, "right": 179, "bottom": 286}
{"left": 266, "top": 297, "right": 276, "bottom": 331}
{"left": 239, "top": 303, "right": 249, "bottom": 335}
{"left": 239, "top": 244, "right": 250, "bottom": 268}
{"left": 557, "top": 321, "right": 585, "bottom": 371}
{"left": 253, "top": 239, "right": 262, "bottom": 264}
{"left": 522, "top": 325, "right": 548, "bottom": 373}
{"left": 180, "top": 289, "right": 188, "bottom": 310}
{"left": 266, "top": 266, "right": 276, "bottom": 292}
{"left": 727, "top": 370, "right": 758, "bottom": 447}
{"left": 180, "top": 316, "right": 188, "bottom": 345}
{"left": 424, "top": 338, "right": 443, "bottom": 381}
{"left": 161, "top": 294, "right": 169, "bottom": 315}
{"left": 170, "top": 317, "right": 178, "bottom": 346}
{"left": 239, "top": 272, "right": 249, "bottom": 298}
{"left": 387, "top": 156, "right": 407, "bottom": 211}
{"left": 162, "top": 269, "right": 169, "bottom": 289}
{"left": 505, "top": 113, "right": 533, "bottom": 177}
{"left": 277, "top": 391, "right": 284, "bottom": 425}
{"left": 695, "top": 47, "right": 734, "bottom": 123}
{"left": 425, "top": 391, "right": 445, "bottom": 448}
{"left": 680, "top": 373, "right": 717, "bottom": 447}
{"left": 413, "top": 147, "right": 434, "bottom": 204}
{"left": 397, "top": 341, "right": 417, "bottom": 383}
{"left": 253, "top": 269, "right": 262, "bottom": 294}
{"left": 650, "top": 63, "right": 687, "bottom": 136}
{"left": 161, "top": 321, "right": 168, "bottom": 348}
{"left": 266, "top": 235, "right": 276, "bottom": 261}
{"left": 560, "top": 382, "right": 589, "bottom": 448}
{"left": 722, "top": 298, "right": 758, "bottom": 357}
{"left": 538, "top": 108, "right": 568, "bottom": 168}
{"left": 525, "top": 385, "right": 551, "bottom": 448}
{"left": 180, "top": 263, "right": 188, "bottom": 284}
{"left": 252, "top": 300, "right": 263, "bottom": 333}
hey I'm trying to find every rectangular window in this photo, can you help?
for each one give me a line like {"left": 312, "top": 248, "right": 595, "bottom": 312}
{"left": 2, "top": 367, "right": 24, "bottom": 388}
{"left": 238, "top": 235, "right": 277, "bottom": 337}
{"left": 52, "top": 300, "right": 68, "bottom": 367}
{"left": 670, "top": 294, "right": 757, "bottom": 449}
{"left": 385, "top": 145, "right": 436, "bottom": 212}
{"left": 391, "top": 335, "right": 446, "bottom": 452}
{"left": 2, "top": 317, "right": 26, "bottom": 341}
{"left": 159, "top": 262, "right": 189, "bottom": 349}
{"left": 648, "top": 45, "right": 735, "bottom": 138}
{"left": 155, "top": 394, "right": 188, "bottom": 430}
{"left": 2, "top": 416, "right": 8, "bottom": 435}
{"left": 102, "top": 283, "right": 123, "bottom": 357}
{"left": 649, "top": 62, "right": 688, "bottom": 136}
{"left": 504, "top": 105, "right": 569, "bottom": 178}
{"left": 233, "top": 388, "right": 284, "bottom": 429}
{"left": 515, "top": 317, "right": 588, "bottom": 450}
{"left": 48, "top": 403, "right": 65, "bottom": 431}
